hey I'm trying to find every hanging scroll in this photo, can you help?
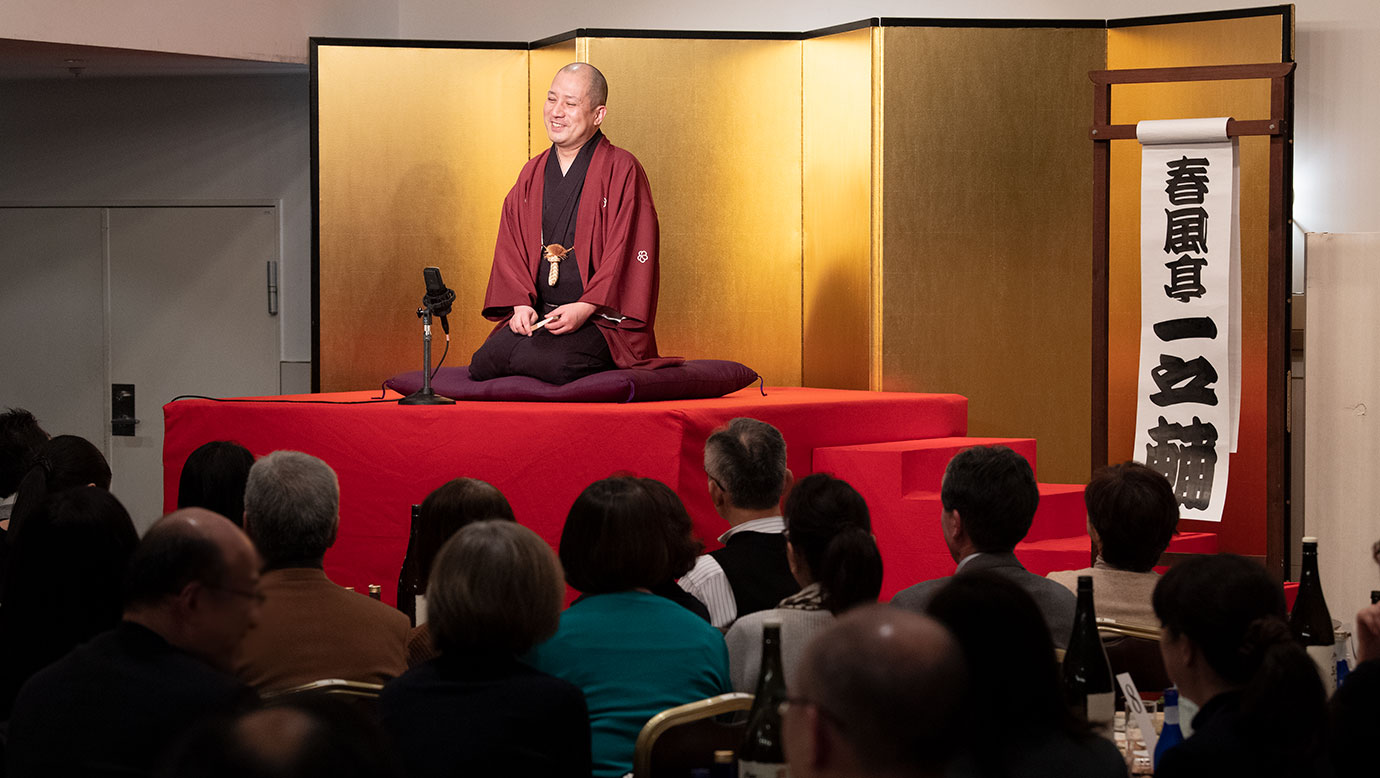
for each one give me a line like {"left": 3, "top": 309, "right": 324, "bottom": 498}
{"left": 1132, "top": 118, "right": 1241, "bottom": 523}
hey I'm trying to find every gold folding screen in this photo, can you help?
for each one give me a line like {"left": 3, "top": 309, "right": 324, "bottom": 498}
{"left": 877, "top": 26, "right": 1105, "bottom": 483}
{"left": 316, "top": 44, "right": 528, "bottom": 391}
{"left": 313, "top": 11, "right": 1290, "bottom": 493}
{"left": 583, "top": 36, "right": 804, "bottom": 385}
{"left": 802, "top": 26, "right": 875, "bottom": 391}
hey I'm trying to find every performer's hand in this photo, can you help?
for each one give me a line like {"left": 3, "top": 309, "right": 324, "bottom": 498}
{"left": 546, "top": 302, "right": 596, "bottom": 335}
{"left": 1357, "top": 603, "right": 1380, "bottom": 663}
{"left": 509, "top": 305, "right": 538, "bottom": 336}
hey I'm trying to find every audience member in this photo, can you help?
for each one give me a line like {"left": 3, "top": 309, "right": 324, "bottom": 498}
{"left": 402, "top": 477, "right": 516, "bottom": 665}
{"left": 679, "top": 417, "right": 799, "bottom": 629}
{"left": 641, "top": 477, "right": 711, "bottom": 621}
{"left": 7, "top": 509, "right": 261, "bottom": 777}
{"left": 0, "top": 407, "right": 49, "bottom": 524}
{"left": 891, "top": 445, "right": 1076, "bottom": 647}
{"left": 1047, "top": 461, "right": 1178, "bottom": 626}
{"left": 235, "top": 450, "right": 409, "bottom": 691}
{"left": 1328, "top": 538, "right": 1380, "bottom": 776}
{"left": 159, "top": 697, "right": 404, "bottom": 778}
{"left": 178, "top": 440, "right": 256, "bottom": 527}
{"left": 6, "top": 433, "right": 112, "bottom": 539}
{"left": 380, "top": 521, "right": 591, "bottom": 778}
{"left": 783, "top": 604, "right": 967, "bottom": 778}
{"left": 726, "top": 473, "right": 882, "bottom": 692}
{"left": 530, "top": 476, "right": 730, "bottom": 778}
{"left": 0, "top": 485, "right": 140, "bottom": 718}
{"left": 927, "top": 571, "right": 1127, "bottom": 778}
{"left": 1152, "top": 554, "right": 1329, "bottom": 777}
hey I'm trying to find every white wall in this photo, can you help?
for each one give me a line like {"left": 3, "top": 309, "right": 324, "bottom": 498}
{"left": 0, "top": 75, "right": 311, "bottom": 362}
{"left": 0, "top": 0, "right": 397, "bottom": 63}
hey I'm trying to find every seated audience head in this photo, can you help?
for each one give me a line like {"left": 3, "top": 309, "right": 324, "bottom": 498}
{"left": 560, "top": 476, "right": 696, "bottom": 594}
{"left": 123, "top": 508, "right": 263, "bottom": 671}
{"left": 5, "top": 486, "right": 139, "bottom": 643}
{"left": 782, "top": 473, "right": 882, "bottom": 614}
{"left": 0, "top": 407, "right": 48, "bottom": 499}
{"left": 243, "top": 450, "right": 339, "bottom": 570}
{"left": 159, "top": 697, "right": 404, "bottom": 778}
{"left": 926, "top": 571, "right": 1082, "bottom": 748}
{"left": 939, "top": 445, "right": 1038, "bottom": 560}
{"left": 8, "top": 434, "right": 112, "bottom": 537}
{"left": 786, "top": 604, "right": 967, "bottom": 778}
{"left": 703, "top": 417, "right": 792, "bottom": 518}
{"left": 638, "top": 477, "right": 704, "bottom": 581}
{"left": 414, "top": 477, "right": 515, "bottom": 584}
{"left": 427, "top": 520, "right": 564, "bottom": 657}
{"left": 1153, "top": 554, "right": 1325, "bottom": 743}
{"left": 178, "top": 441, "right": 256, "bottom": 527}
{"left": 1084, "top": 461, "right": 1178, "bottom": 572}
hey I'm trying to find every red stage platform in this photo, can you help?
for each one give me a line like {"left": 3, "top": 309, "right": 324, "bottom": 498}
{"left": 164, "top": 387, "right": 969, "bottom": 602}
{"left": 163, "top": 386, "right": 1216, "bottom": 604}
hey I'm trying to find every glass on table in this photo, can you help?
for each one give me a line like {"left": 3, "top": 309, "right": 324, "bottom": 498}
{"left": 1114, "top": 697, "right": 1162, "bottom": 775}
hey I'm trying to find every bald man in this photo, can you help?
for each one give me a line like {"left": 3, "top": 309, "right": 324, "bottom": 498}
{"left": 469, "top": 63, "right": 681, "bottom": 385}
{"left": 8, "top": 509, "right": 261, "bottom": 777}
{"left": 783, "top": 605, "right": 968, "bottom": 778}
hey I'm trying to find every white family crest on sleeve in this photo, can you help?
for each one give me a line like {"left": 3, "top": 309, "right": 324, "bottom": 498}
{"left": 636, "top": 250, "right": 649, "bottom": 263}
{"left": 602, "top": 197, "right": 607, "bottom": 208}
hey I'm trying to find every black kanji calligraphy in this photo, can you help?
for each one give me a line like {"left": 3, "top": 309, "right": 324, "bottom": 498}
{"left": 1154, "top": 316, "right": 1218, "bottom": 341}
{"left": 1150, "top": 354, "right": 1218, "bottom": 407}
{"left": 1165, "top": 156, "right": 1210, "bottom": 205}
{"left": 1163, "top": 255, "right": 1208, "bottom": 303}
{"left": 1144, "top": 415, "right": 1218, "bottom": 511}
{"left": 1164, "top": 206, "right": 1209, "bottom": 255}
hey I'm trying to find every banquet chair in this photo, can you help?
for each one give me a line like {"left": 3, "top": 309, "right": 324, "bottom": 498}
{"left": 262, "top": 678, "right": 386, "bottom": 716}
{"left": 633, "top": 692, "right": 754, "bottom": 778}
{"left": 1098, "top": 620, "right": 1171, "bottom": 698}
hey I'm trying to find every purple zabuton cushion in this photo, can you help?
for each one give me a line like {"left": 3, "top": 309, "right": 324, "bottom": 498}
{"left": 386, "top": 360, "right": 760, "bottom": 403}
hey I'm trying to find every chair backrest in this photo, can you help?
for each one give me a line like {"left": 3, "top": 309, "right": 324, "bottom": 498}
{"left": 633, "top": 692, "right": 755, "bottom": 778}
{"left": 1097, "top": 621, "right": 1171, "bottom": 697}
{"left": 262, "top": 678, "right": 386, "bottom": 717}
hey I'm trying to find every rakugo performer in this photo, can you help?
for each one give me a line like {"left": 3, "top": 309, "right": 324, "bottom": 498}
{"left": 469, "top": 62, "right": 681, "bottom": 385}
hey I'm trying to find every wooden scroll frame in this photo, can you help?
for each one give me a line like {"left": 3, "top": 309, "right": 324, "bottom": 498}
{"left": 1090, "top": 61, "right": 1296, "bottom": 579}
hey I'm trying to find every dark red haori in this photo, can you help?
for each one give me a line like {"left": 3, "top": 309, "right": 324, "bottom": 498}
{"left": 480, "top": 136, "right": 682, "bottom": 370}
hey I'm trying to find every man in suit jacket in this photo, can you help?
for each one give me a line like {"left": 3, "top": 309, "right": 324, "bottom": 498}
{"left": 891, "top": 445, "right": 1076, "bottom": 648}
{"left": 8, "top": 509, "right": 261, "bottom": 777}
{"left": 235, "top": 450, "right": 409, "bottom": 691}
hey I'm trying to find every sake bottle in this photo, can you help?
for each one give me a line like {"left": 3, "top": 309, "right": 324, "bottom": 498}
{"left": 1061, "top": 576, "right": 1115, "bottom": 737}
{"left": 397, "top": 504, "right": 424, "bottom": 625}
{"left": 1289, "top": 537, "right": 1335, "bottom": 695}
{"left": 1153, "top": 687, "right": 1185, "bottom": 769}
{"left": 740, "top": 620, "right": 788, "bottom": 778}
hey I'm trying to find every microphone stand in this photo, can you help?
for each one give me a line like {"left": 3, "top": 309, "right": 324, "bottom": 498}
{"left": 398, "top": 304, "right": 455, "bottom": 405}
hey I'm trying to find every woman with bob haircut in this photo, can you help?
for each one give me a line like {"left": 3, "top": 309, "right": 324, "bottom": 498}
{"left": 1152, "top": 554, "right": 1329, "bottom": 777}
{"left": 529, "top": 476, "right": 730, "bottom": 778}
{"left": 725, "top": 473, "right": 882, "bottom": 691}
{"left": 401, "top": 477, "right": 516, "bottom": 664}
{"left": 176, "top": 440, "right": 256, "bottom": 527}
{"left": 379, "top": 520, "right": 590, "bottom": 778}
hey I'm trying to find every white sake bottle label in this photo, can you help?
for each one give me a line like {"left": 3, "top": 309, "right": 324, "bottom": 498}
{"left": 738, "top": 761, "right": 788, "bottom": 778}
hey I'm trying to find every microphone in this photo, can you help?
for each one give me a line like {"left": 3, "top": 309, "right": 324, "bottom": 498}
{"left": 422, "top": 267, "right": 456, "bottom": 334}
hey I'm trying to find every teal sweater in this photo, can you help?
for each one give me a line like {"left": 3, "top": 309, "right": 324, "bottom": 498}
{"left": 529, "top": 590, "right": 731, "bottom": 778}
